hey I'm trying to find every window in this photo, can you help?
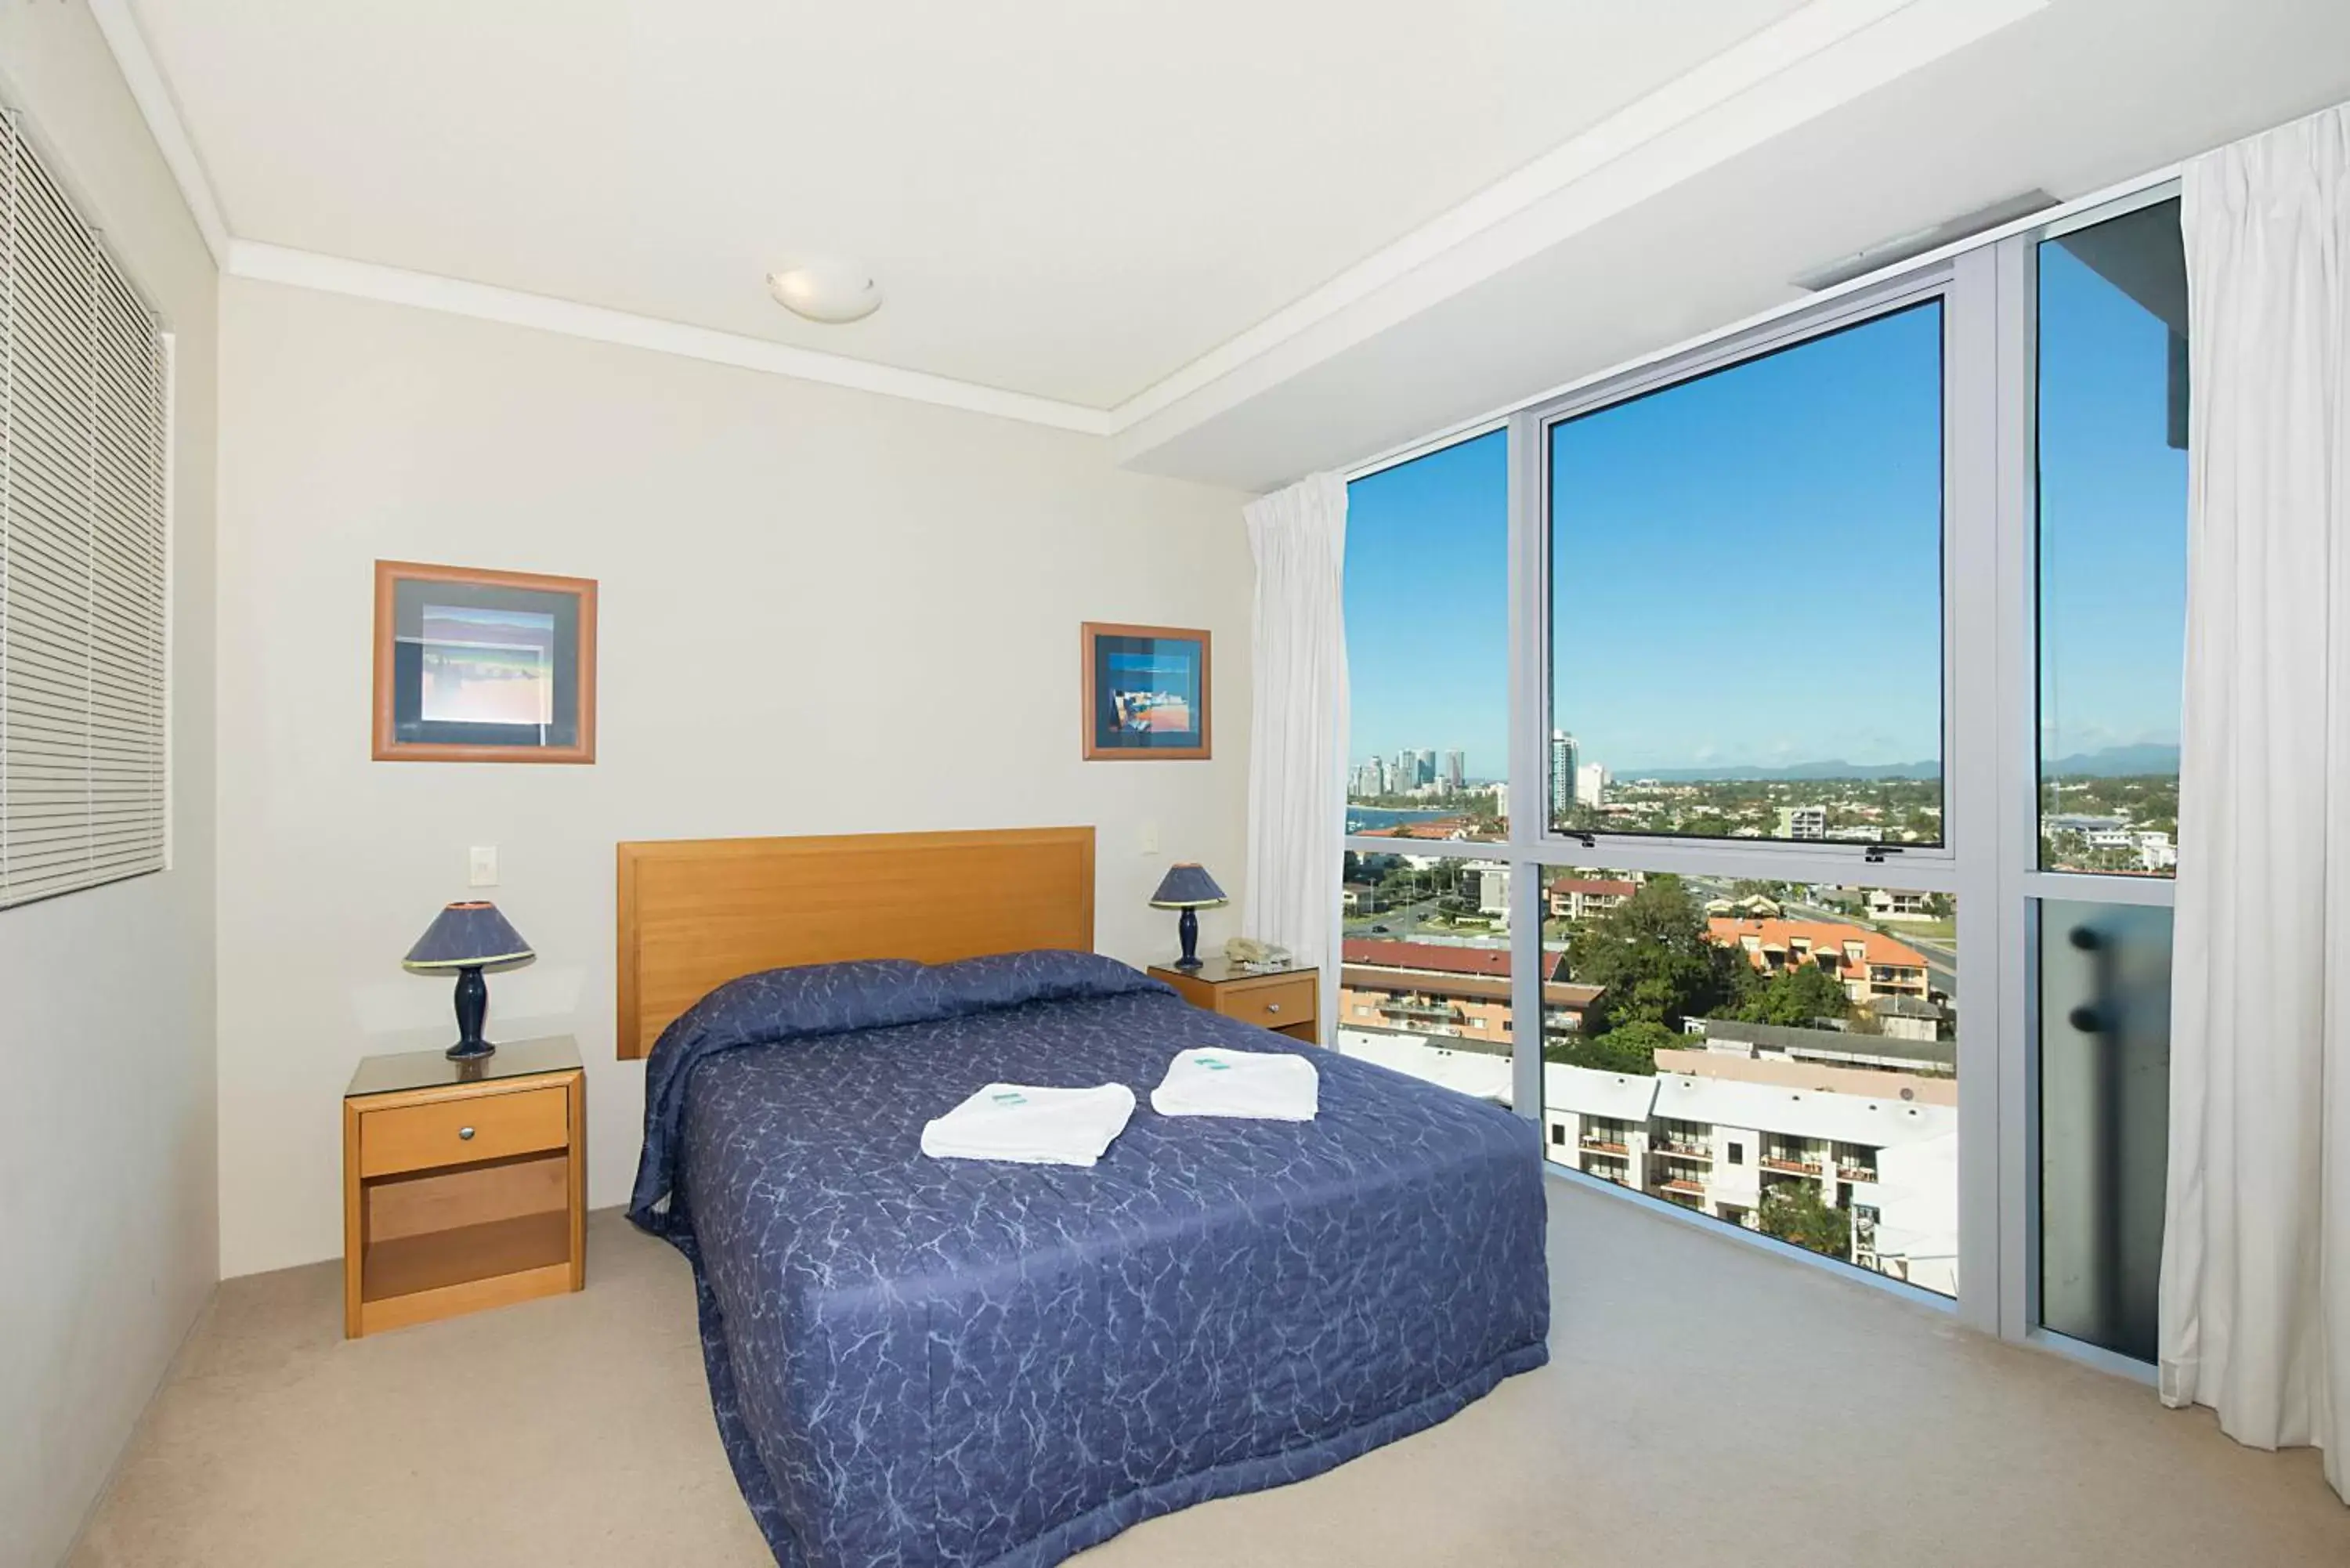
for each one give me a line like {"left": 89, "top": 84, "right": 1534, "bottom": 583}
{"left": 1536, "top": 866, "right": 1958, "bottom": 1297}
{"left": 1334, "top": 182, "right": 2190, "bottom": 1360}
{"left": 1336, "top": 850, "right": 1514, "bottom": 1103}
{"left": 2036, "top": 198, "right": 2186, "bottom": 876}
{"left": 2026, "top": 192, "right": 2186, "bottom": 1358}
{"left": 1547, "top": 302, "right": 1946, "bottom": 845}
{"left": 1345, "top": 430, "right": 1507, "bottom": 843}
{"left": 0, "top": 119, "right": 171, "bottom": 909}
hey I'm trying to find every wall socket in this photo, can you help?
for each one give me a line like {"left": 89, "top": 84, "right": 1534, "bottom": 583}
{"left": 468, "top": 846, "right": 498, "bottom": 887}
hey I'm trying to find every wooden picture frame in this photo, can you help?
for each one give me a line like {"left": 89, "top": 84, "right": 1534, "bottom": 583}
{"left": 1081, "top": 622, "right": 1211, "bottom": 761}
{"left": 372, "top": 560, "right": 598, "bottom": 764}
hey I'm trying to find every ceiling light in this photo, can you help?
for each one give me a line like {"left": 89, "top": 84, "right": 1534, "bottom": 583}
{"left": 765, "top": 259, "right": 883, "bottom": 323}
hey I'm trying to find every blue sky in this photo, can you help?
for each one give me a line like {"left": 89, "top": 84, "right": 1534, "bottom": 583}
{"left": 2037, "top": 237, "right": 2189, "bottom": 762}
{"left": 1345, "top": 234, "right": 2187, "bottom": 779}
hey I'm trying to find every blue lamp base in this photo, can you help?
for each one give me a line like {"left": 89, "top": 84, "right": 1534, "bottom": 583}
{"left": 1174, "top": 907, "right": 1203, "bottom": 970}
{"left": 445, "top": 965, "right": 496, "bottom": 1060}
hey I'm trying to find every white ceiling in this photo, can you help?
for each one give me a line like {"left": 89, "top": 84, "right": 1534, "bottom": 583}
{"left": 128, "top": 0, "right": 1809, "bottom": 409}
{"left": 1118, "top": 0, "right": 2350, "bottom": 486}
{"left": 108, "top": 0, "right": 2350, "bottom": 487}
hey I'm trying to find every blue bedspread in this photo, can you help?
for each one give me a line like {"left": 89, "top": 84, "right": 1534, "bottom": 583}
{"left": 630, "top": 952, "right": 1550, "bottom": 1568}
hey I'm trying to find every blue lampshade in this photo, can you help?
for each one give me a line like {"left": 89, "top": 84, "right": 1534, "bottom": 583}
{"left": 1148, "top": 863, "right": 1227, "bottom": 909}
{"left": 403, "top": 901, "right": 534, "bottom": 970}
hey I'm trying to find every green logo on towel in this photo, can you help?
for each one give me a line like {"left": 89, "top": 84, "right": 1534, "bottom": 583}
{"left": 1196, "top": 1056, "right": 1230, "bottom": 1071}
{"left": 991, "top": 1091, "right": 1029, "bottom": 1106}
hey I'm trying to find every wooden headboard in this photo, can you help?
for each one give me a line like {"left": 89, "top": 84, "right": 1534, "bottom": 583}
{"left": 614, "top": 826, "right": 1096, "bottom": 1059}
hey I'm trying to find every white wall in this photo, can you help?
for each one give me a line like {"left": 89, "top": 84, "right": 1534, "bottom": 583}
{"left": 0, "top": 8, "right": 219, "bottom": 1568}
{"left": 215, "top": 278, "right": 1253, "bottom": 1277}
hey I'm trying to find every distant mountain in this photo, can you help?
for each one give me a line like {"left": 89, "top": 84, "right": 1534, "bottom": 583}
{"left": 1618, "top": 742, "right": 2178, "bottom": 783}
{"left": 2044, "top": 742, "right": 2181, "bottom": 778}
{"left": 1625, "top": 759, "right": 1941, "bottom": 782}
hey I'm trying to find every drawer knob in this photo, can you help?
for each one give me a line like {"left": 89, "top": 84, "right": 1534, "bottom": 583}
{"left": 1266, "top": 1003, "right": 1281, "bottom": 1013}
{"left": 458, "top": 1125, "right": 476, "bottom": 1141}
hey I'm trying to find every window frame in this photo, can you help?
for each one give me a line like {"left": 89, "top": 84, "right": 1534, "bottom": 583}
{"left": 1338, "top": 175, "right": 2189, "bottom": 1369}
{"left": 1995, "top": 181, "right": 2183, "bottom": 1370}
{"left": 1525, "top": 267, "right": 1963, "bottom": 874}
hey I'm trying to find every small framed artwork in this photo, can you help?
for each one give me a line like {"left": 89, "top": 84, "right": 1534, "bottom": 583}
{"left": 372, "top": 561, "right": 597, "bottom": 764}
{"left": 1082, "top": 622, "right": 1210, "bottom": 761}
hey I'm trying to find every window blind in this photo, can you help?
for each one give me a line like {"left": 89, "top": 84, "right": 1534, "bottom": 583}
{"left": 0, "top": 114, "right": 170, "bottom": 910}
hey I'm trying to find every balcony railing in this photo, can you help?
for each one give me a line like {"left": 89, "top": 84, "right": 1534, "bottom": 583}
{"left": 1836, "top": 1164, "right": 1879, "bottom": 1183}
{"left": 1377, "top": 999, "right": 1464, "bottom": 1024}
{"left": 1651, "top": 1138, "right": 1711, "bottom": 1158}
{"left": 1578, "top": 1138, "right": 1630, "bottom": 1157}
{"left": 1761, "top": 1157, "right": 1823, "bottom": 1176}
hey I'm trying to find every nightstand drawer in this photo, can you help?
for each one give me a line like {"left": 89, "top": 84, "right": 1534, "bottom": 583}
{"left": 1224, "top": 976, "right": 1316, "bottom": 1031}
{"left": 360, "top": 1085, "right": 569, "bottom": 1177}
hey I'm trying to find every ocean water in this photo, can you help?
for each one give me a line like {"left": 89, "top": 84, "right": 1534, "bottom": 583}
{"left": 1344, "top": 805, "right": 1457, "bottom": 833}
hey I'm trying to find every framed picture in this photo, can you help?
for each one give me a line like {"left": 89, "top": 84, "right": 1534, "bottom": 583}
{"left": 1082, "top": 622, "right": 1210, "bottom": 761}
{"left": 372, "top": 561, "right": 597, "bottom": 764}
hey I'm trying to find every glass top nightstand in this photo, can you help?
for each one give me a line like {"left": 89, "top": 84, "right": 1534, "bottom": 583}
{"left": 345, "top": 1035, "right": 581, "bottom": 1098}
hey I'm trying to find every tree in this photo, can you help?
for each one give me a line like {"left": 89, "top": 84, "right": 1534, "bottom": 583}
{"left": 1722, "top": 963, "right": 1851, "bottom": 1027}
{"left": 1758, "top": 1183, "right": 1851, "bottom": 1259}
{"left": 1564, "top": 875, "right": 1749, "bottom": 1032}
{"left": 1545, "top": 1018, "right": 1675, "bottom": 1075}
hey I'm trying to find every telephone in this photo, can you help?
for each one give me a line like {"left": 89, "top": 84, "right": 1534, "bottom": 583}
{"left": 1223, "top": 937, "right": 1294, "bottom": 972}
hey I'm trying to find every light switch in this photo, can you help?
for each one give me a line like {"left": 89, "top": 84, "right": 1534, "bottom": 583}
{"left": 1139, "top": 819, "right": 1160, "bottom": 854}
{"left": 468, "top": 846, "right": 498, "bottom": 887}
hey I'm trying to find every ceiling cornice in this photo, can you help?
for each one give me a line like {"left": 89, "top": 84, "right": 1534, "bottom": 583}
{"left": 87, "top": 0, "right": 227, "bottom": 266}
{"left": 93, "top": 0, "right": 2046, "bottom": 450}
{"left": 223, "top": 240, "right": 1119, "bottom": 433}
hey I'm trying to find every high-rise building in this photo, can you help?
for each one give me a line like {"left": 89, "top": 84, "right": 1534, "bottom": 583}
{"left": 1577, "top": 762, "right": 1608, "bottom": 809}
{"left": 1443, "top": 750, "right": 1465, "bottom": 790}
{"left": 1549, "top": 731, "right": 1579, "bottom": 817}
{"left": 1777, "top": 804, "right": 1828, "bottom": 840}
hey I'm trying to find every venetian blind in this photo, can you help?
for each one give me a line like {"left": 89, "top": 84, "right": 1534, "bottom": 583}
{"left": 0, "top": 114, "right": 170, "bottom": 910}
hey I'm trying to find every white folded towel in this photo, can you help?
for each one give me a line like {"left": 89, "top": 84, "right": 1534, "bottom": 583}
{"left": 920, "top": 1082, "right": 1136, "bottom": 1166}
{"left": 1150, "top": 1047, "right": 1319, "bottom": 1122}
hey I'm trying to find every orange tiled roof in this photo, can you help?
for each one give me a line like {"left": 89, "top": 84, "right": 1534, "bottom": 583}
{"left": 1705, "top": 917, "right": 1929, "bottom": 971}
{"left": 1341, "top": 938, "right": 1568, "bottom": 981}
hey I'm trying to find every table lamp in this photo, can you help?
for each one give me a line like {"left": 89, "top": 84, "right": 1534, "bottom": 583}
{"left": 403, "top": 901, "right": 534, "bottom": 1060}
{"left": 1149, "top": 863, "right": 1227, "bottom": 971}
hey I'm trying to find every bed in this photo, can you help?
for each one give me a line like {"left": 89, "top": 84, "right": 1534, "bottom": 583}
{"left": 621, "top": 828, "right": 1551, "bottom": 1568}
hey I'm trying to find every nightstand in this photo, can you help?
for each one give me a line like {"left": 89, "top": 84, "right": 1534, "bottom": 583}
{"left": 342, "top": 1035, "right": 585, "bottom": 1338}
{"left": 1148, "top": 959, "right": 1320, "bottom": 1044}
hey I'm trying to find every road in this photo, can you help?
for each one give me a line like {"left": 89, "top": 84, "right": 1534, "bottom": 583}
{"left": 1343, "top": 896, "right": 1507, "bottom": 945}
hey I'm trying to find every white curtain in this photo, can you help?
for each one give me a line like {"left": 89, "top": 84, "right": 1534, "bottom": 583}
{"left": 2159, "top": 103, "right": 2350, "bottom": 1502}
{"left": 1242, "top": 473, "right": 1347, "bottom": 1024}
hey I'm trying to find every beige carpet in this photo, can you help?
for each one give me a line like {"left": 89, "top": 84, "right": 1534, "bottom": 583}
{"left": 71, "top": 1181, "right": 2350, "bottom": 1567}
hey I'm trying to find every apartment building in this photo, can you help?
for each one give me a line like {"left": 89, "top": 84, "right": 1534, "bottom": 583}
{"left": 1706, "top": 916, "right": 1936, "bottom": 1005}
{"left": 1331, "top": 1017, "right": 1961, "bottom": 1295}
{"left": 1547, "top": 876, "right": 1639, "bottom": 922}
{"left": 1540, "top": 1060, "right": 1960, "bottom": 1295}
{"left": 1338, "top": 939, "right": 1603, "bottom": 1045}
